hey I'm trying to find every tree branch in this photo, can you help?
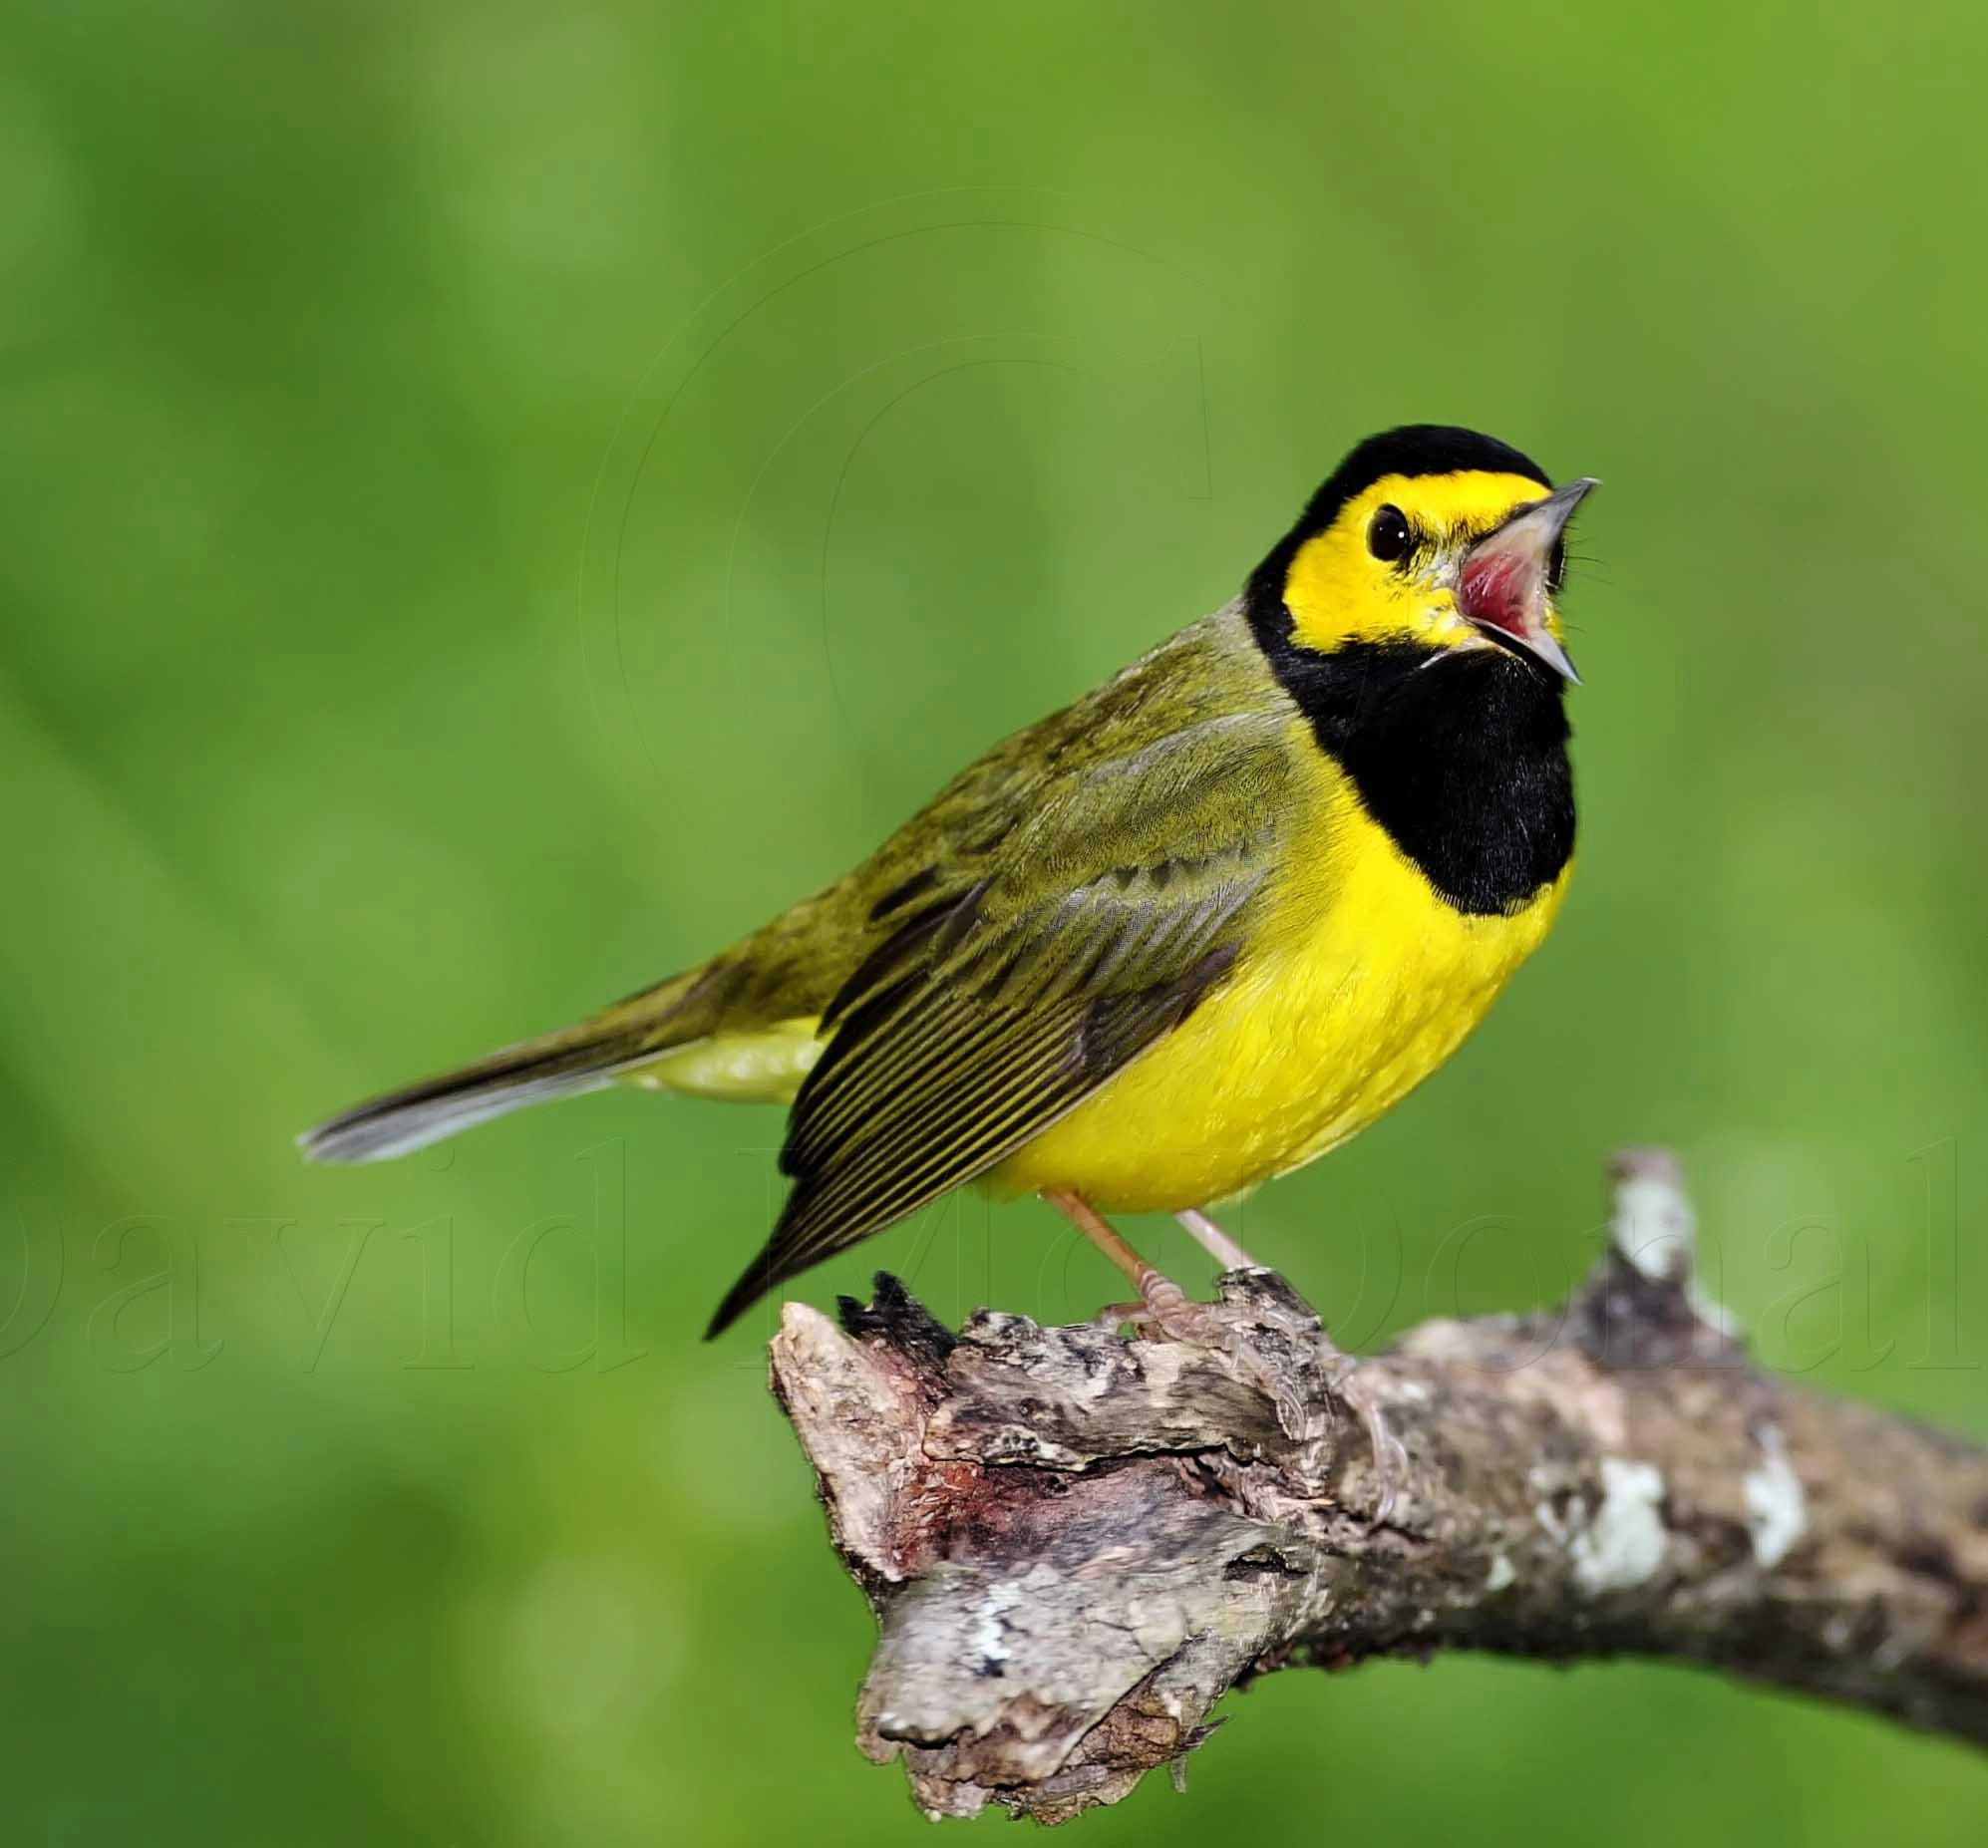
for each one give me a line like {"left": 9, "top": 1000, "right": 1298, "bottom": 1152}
{"left": 767, "top": 1150, "right": 1988, "bottom": 1823}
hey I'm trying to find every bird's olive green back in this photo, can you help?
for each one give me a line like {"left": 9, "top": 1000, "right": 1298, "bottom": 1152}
{"left": 689, "top": 605, "right": 1291, "bottom": 1021}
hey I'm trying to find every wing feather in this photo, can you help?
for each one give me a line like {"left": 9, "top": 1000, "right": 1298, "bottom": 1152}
{"left": 705, "top": 707, "right": 1295, "bottom": 1335}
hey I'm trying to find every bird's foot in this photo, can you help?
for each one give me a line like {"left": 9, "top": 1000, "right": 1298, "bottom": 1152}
{"left": 1113, "top": 1269, "right": 1309, "bottom": 1458}
{"left": 1089, "top": 1266, "right": 1229, "bottom": 1341}
{"left": 1047, "top": 1186, "right": 1402, "bottom": 1522}
{"left": 1100, "top": 1269, "right": 1403, "bottom": 1521}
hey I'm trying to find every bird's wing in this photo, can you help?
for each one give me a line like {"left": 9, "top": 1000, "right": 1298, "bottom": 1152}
{"left": 707, "top": 709, "right": 1295, "bottom": 1332}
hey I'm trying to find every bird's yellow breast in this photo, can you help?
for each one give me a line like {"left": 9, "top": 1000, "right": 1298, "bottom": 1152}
{"left": 986, "top": 723, "right": 1569, "bottom": 1210}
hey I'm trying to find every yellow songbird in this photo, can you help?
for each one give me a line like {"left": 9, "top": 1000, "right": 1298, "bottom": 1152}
{"left": 302, "top": 425, "right": 1596, "bottom": 1358}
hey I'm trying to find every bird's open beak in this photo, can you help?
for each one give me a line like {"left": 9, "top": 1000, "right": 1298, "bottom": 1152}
{"left": 1458, "top": 476, "right": 1598, "bottom": 684}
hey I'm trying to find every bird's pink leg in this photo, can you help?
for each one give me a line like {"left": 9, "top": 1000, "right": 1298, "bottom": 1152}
{"left": 1173, "top": 1206, "right": 1261, "bottom": 1271}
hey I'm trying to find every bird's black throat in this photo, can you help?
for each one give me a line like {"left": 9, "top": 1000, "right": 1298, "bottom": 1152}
{"left": 1244, "top": 593, "right": 1574, "bottom": 916}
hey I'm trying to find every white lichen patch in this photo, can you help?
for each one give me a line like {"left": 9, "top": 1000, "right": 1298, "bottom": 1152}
{"left": 968, "top": 1580, "right": 1023, "bottom": 1670}
{"left": 1611, "top": 1166, "right": 1696, "bottom": 1283}
{"left": 1546, "top": 1458, "right": 1668, "bottom": 1595}
{"left": 1744, "top": 1424, "right": 1808, "bottom": 1569}
{"left": 1484, "top": 1553, "right": 1516, "bottom": 1593}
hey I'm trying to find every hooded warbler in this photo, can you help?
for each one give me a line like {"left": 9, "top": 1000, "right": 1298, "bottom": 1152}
{"left": 302, "top": 425, "right": 1596, "bottom": 1341}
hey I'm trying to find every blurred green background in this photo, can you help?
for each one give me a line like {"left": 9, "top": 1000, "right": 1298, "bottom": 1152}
{"left": 5, "top": 0, "right": 1986, "bottom": 1840}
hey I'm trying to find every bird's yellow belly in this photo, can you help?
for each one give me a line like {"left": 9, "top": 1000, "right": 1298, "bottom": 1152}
{"left": 988, "top": 801, "right": 1568, "bottom": 1212}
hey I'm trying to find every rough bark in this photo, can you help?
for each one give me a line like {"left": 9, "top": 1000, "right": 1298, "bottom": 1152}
{"left": 767, "top": 1151, "right": 1988, "bottom": 1823}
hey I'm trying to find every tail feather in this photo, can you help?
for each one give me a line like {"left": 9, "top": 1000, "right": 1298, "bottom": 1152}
{"left": 300, "top": 969, "right": 716, "bottom": 1164}
{"left": 298, "top": 1036, "right": 647, "bottom": 1163}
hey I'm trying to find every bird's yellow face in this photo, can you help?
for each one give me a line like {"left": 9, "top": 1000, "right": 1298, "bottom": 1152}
{"left": 1280, "top": 467, "right": 1594, "bottom": 683}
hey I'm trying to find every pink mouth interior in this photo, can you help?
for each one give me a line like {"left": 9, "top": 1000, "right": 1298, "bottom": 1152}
{"left": 1460, "top": 551, "right": 1535, "bottom": 639}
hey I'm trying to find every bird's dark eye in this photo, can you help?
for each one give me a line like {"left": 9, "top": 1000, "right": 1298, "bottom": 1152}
{"left": 1366, "top": 504, "right": 1412, "bottom": 563}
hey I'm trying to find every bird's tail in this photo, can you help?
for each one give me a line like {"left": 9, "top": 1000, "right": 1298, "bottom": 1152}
{"left": 298, "top": 969, "right": 712, "bottom": 1164}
